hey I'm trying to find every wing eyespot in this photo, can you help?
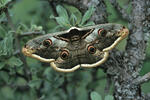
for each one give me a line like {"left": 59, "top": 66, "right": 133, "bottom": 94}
{"left": 98, "top": 29, "right": 107, "bottom": 37}
{"left": 43, "top": 39, "right": 52, "bottom": 47}
{"left": 87, "top": 45, "right": 96, "bottom": 54}
{"left": 60, "top": 50, "right": 69, "bottom": 60}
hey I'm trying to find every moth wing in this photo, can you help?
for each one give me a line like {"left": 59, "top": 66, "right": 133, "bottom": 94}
{"left": 84, "top": 23, "right": 129, "bottom": 52}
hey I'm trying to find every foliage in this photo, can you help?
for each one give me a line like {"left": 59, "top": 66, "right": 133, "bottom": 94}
{"left": 0, "top": 0, "right": 150, "bottom": 100}
{"left": 90, "top": 91, "right": 114, "bottom": 100}
{"left": 50, "top": 5, "right": 95, "bottom": 30}
{"left": 0, "top": 0, "right": 11, "bottom": 8}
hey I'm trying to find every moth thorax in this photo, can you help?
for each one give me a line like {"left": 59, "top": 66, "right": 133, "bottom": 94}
{"left": 70, "top": 35, "right": 80, "bottom": 41}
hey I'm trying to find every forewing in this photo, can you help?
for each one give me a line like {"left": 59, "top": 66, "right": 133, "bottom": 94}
{"left": 84, "top": 23, "right": 129, "bottom": 52}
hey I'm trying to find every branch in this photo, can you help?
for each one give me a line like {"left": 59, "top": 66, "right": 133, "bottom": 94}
{"left": 18, "top": 31, "right": 44, "bottom": 38}
{"left": 47, "top": 0, "right": 58, "bottom": 16}
{"left": 124, "top": 0, "right": 146, "bottom": 72}
{"left": 4, "top": 8, "right": 15, "bottom": 30}
{"left": 110, "top": 0, "right": 148, "bottom": 99}
{"left": 143, "top": 1, "right": 150, "bottom": 41}
{"left": 132, "top": 72, "right": 150, "bottom": 85}
{"left": 4, "top": 7, "right": 32, "bottom": 81}
{"left": 88, "top": 0, "right": 108, "bottom": 23}
{"left": 109, "top": 0, "right": 131, "bottom": 21}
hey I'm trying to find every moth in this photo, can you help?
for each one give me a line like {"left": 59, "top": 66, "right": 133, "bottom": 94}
{"left": 22, "top": 23, "right": 129, "bottom": 72}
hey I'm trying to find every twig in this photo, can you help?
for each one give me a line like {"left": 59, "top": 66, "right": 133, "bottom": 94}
{"left": 109, "top": 0, "right": 131, "bottom": 21}
{"left": 36, "top": 80, "right": 44, "bottom": 98}
{"left": 4, "top": 8, "right": 31, "bottom": 81}
{"left": 132, "top": 72, "right": 150, "bottom": 85}
{"left": 18, "top": 31, "right": 44, "bottom": 38}
{"left": 4, "top": 8, "right": 15, "bottom": 30}
{"left": 47, "top": 0, "right": 58, "bottom": 16}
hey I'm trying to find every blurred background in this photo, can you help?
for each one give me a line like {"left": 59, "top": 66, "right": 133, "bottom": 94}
{"left": 0, "top": 0, "right": 150, "bottom": 100}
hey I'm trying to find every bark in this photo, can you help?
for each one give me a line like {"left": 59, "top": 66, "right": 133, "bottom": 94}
{"left": 53, "top": 0, "right": 150, "bottom": 100}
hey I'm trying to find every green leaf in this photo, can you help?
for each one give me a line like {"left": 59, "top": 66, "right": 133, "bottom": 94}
{"left": 0, "top": 62, "right": 5, "bottom": 69}
{"left": 70, "top": 13, "right": 77, "bottom": 26}
{"left": 39, "top": 95, "right": 45, "bottom": 100}
{"left": 30, "top": 24, "right": 43, "bottom": 32}
{"left": 1, "top": 86, "right": 14, "bottom": 99}
{"left": 105, "top": 95, "right": 114, "bottom": 100}
{"left": 0, "top": 0, "right": 11, "bottom": 8}
{"left": 81, "top": 21, "right": 95, "bottom": 27}
{"left": 7, "top": 56, "right": 23, "bottom": 67}
{"left": 0, "top": 25, "right": 7, "bottom": 38}
{"left": 49, "top": 25, "right": 62, "bottom": 32}
{"left": 16, "top": 77, "right": 27, "bottom": 86}
{"left": 28, "top": 79, "right": 42, "bottom": 88}
{"left": 55, "top": 17, "right": 71, "bottom": 28}
{"left": 90, "top": 91, "right": 102, "bottom": 100}
{"left": 56, "top": 5, "right": 69, "bottom": 21}
{"left": 16, "top": 23, "right": 29, "bottom": 34}
{"left": 50, "top": 14, "right": 55, "bottom": 19}
{"left": 0, "top": 33, "right": 14, "bottom": 56}
{"left": 50, "top": 14, "right": 71, "bottom": 29}
{"left": 0, "top": 71, "right": 9, "bottom": 83}
{"left": 81, "top": 6, "right": 95, "bottom": 25}
{"left": 64, "top": 5, "right": 82, "bottom": 25}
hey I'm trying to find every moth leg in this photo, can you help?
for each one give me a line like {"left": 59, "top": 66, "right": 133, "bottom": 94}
{"left": 81, "top": 52, "right": 109, "bottom": 68}
{"left": 50, "top": 62, "right": 81, "bottom": 72}
{"left": 103, "top": 28, "right": 129, "bottom": 52}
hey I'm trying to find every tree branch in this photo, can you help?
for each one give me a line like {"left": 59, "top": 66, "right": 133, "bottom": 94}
{"left": 4, "top": 7, "right": 32, "bottom": 81}
{"left": 18, "top": 31, "right": 44, "bottom": 38}
{"left": 125, "top": 0, "right": 146, "bottom": 72}
{"left": 47, "top": 0, "right": 58, "bottom": 16}
{"left": 132, "top": 72, "right": 150, "bottom": 85}
{"left": 4, "top": 8, "right": 15, "bottom": 30}
{"left": 107, "top": 0, "right": 149, "bottom": 99}
{"left": 109, "top": 0, "right": 131, "bottom": 21}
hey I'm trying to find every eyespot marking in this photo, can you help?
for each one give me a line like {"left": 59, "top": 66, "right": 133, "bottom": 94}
{"left": 60, "top": 50, "right": 69, "bottom": 60}
{"left": 98, "top": 29, "right": 107, "bottom": 37}
{"left": 87, "top": 45, "right": 96, "bottom": 54}
{"left": 43, "top": 39, "right": 52, "bottom": 47}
